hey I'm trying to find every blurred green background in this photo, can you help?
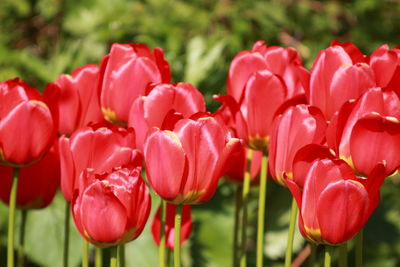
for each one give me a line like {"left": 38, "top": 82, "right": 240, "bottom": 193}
{"left": 1, "top": 0, "right": 400, "bottom": 266}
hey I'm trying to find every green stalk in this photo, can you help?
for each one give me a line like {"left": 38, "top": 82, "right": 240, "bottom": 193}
{"left": 256, "top": 153, "right": 268, "bottom": 267}
{"left": 355, "top": 230, "right": 363, "bottom": 267}
{"left": 174, "top": 205, "right": 183, "bottom": 267}
{"left": 324, "top": 246, "right": 333, "bottom": 267}
{"left": 17, "top": 210, "right": 27, "bottom": 267}
{"left": 240, "top": 149, "right": 253, "bottom": 267}
{"left": 63, "top": 202, "right": 70, "bottom": 267}
{"left": 95, "top": 247, "right": 103, "bottom": 267}
{"left": 233, "top": 185, "right": 242, "bottom": 267}
{"left": 110, "top": 246, "right": 118, "bottom": 267}
{"left": 119, "top": 244, "right": 125, "bottom": 267}
{"left": 7, "top": 168, "right": 20, "bottom": 267}
{"left": 82, "top": 239, "right": 89, "bottom": 267}
{"left": 284, "top": 197, "right": 298, "bottom": 267}
{"left": 160, "top": 199, "right": 167, "bottom": 267}
{"left": 338, "top": 242, "right": 347, "bottom": 267}
{"left": 309, "top": 243, "right": 316, "bottom": 267}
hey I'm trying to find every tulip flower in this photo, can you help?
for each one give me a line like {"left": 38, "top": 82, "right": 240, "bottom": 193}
{"left": 59, "top": 123, "right": 141, "bottom": 202}
{"left": 0, "top": 78, "right": 55, "bottom": 166}
{"left": 268, "top": 104, "right": 327, "bottom": 186}
{"left": 369, "top": 44, "right": 400, "bottom": 90}
{"left": 99, "top": 43, "right": 171, "bottom": 125}
{"left": 309, "top": 45, "right": 376, "bottom": 121}
{"left": 128, "top": 82, "right": 205, "bottom": 150}
{"left": 0, "top": 139, "right": 60, "bottom": 209}
{"left": 327, "top": 87, "right": 400, "bottom": 176}
{"left": 144, "top": 116, "right": 241, "bottom": 204}
{"left": 72, "top": 164, "right": 151, "bottom": 248}
{"left": 44, "top": 64, "right": 105, "bottom": 136}
{"left": 151, "top": 203, "right": 192, "bottom": 249}
{"left": 286, "top": 155, "right": 386, "bottom": 245}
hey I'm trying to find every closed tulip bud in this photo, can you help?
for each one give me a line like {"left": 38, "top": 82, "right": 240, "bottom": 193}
{"left": 151, "top": 203, "right": 192, "bottom": 249}
{"left": 72, "top": 165, "right": 151, "bottom": 247}
{"left": 269, "top": 104, "right": 327, "bottom": 186}
{"left": 144, "top": 116, "right": 241, "bottom": 204}
{"left": 59, "top": 123, "right": 141, "bottom": 202}
{"left": 0, "top": 139, "right": 60, "bottom": 209}
{"left": 286, "top": 155, "right": 386, "bottom": 245}
{"left": 0, "top": 78, "right": 55, "bottom": 166}
{"left": 99, "top": 43, "right": 171, "bottom": 125}
{"left": 44, "top": 64, "right": 105, "bottom": 136}
{"left": 128, "top": 82, "right": 205, "bottom": 151}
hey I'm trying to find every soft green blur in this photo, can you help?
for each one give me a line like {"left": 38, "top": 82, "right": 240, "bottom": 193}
{"left": 0, "top": 1, "right": 400, "bottom": 266}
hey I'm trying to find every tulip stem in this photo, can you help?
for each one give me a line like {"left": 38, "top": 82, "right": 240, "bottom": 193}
{"left": 174, "top": 205, "right": 183, "bottom": 267}
{"left": 119, "top": 244, "right": 125, "bottom": 267}
{"left": 240, "top": 149, "right": 253, "bottom": 267}
{"left": 338, "top": 242, "right": 347, "bottom": 267}
{"left": 82, "top": 239, "right": 89, "bottom": 267}
{"left": 309, "top": 243, "right": 316, "bottom": 267}
{"left": 63, "top": 202, "right": 70, "bottom": 267}
{"left": 7, "top": 168, "right": 20, "bottom": 267}
{"left": 110, "top": 246, "right": 118, "bottom": 267}
{"left": 256, "top": 153, "right": 268, "bottom": 267}
{"left": 233, "top": 185, "right": 242, "bottom": 267}
{"left": 284, "top": 197, "right": 298, "bottom": 267}
{"left": 324, "top": 246, "right": 333, "bottom": 267}
{"left": 160, "top": 199, "right": 167, "bottom": 267}
{"left": 355, "top": 230, "right": 363, "bottom": 267}
{"left": 95, "top": 247, "right": 102, "bottom": 267}
{"left": 17, "top": 210, "right": 27, "bottom": 267}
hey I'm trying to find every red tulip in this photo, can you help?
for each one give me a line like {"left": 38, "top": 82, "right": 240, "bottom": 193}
{"left": 59, "top": 123, "right": 141, "bottom": 202}
{"left": 327, "top": 87, "right": 400, "bottom": 176}
{"left": 99, "top": 43, "right": 171, "bottom": 124}
{"left": 0, "top": 78, "right": 55, "bottom": 166}
{"left": 72, "top": 164, "right": 151, "bottom": 247}
{"left": 0, "top": 139, "right": 60, "bottom": 209}
{"left": 128, "top": 82, "right": 205, "bottom": 150}
{"left": 286, "top": 155, "right": 386, "bottom": 245}
{"left": 330, "top": 40, "right": 367, "bottom": 64}
{"left": 151, "top": 203, "right": 192, "bottom": 249}
{"left": 144, "top": 116, "right": 241, "bottom": 204}
{"left": 369, "top": 44, "right": 400, "bottom": 90}
{"left": 309, "top": 45, "right": 376, "bottom": 121}
{"left": 268, "top": 104, "right": 327, "bottom": 186}
{"left": 44, "top": 64, "right": 105, "bottom": 135}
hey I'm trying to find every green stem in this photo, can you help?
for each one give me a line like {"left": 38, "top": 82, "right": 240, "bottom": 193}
{"left": 7, "top": 168, "right": 20, "bottom": 267}
{"left": 284, "top": 197, "right": 298, "bottom": 267}
{"left": 95, "top": 247, "right": 102, "bottom": 267}
{"left": 324, "top": 246, "right": 333, "bottom": 267}
{"left": 355, "top": 230, "right": 363, "bottom": 267}
{"left": 160, "top": 199, "right": 167, "bottom": 267}
{"left": 167, "top": 248, "right": 172, "bottom": 267}
{"left": 17, "top": 210, "right": 27, "bottom": 267}
{"left": 63, "top": 202, "right": 70, "bottom": 267}
{"left": 174, "top": 205, "right": 183, "bottom": 267}
{"left": 82, "top": 240, "right": 89, "bottom": 267}
{"left": 110, "top": 246, "right": 118, "bottom": 267}
{"left": 338, "top": 242, "right": 347, "bottom": 267}
{"left": 256, "top": 153, "right": 268, "bottom": 267}
{"left": 240, "top": 149, "right": 253, "bottom": 267}
{"left": 309, "top": 243, "right": 316, "bottom": 267}
{"left": 119, "top": 244, "right": 125, "bottom": 267}
{"left": 233, "top": 185, "right": 242, "bottom": 267}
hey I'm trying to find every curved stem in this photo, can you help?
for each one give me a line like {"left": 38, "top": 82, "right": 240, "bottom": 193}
{"left": 324, "top": 246, "right": 333, "bottom": 267}
{"left": 17, "top": 210, "right": 27, "bottom": 267}
{"left": 233, "top": 185, "right": 242, "bottom": 267}
{"left": 256, "top": 153, "right": 268, "bottom": 267}
{"left": 284, "top": 197, "right": 298, "bottom": 267}
{"left": 119, "top": 244, "right": 125, "bottom": 267}
{"left": 63, "top": 202, "right": 70, "bottom": 267}
{"left": 7, "top": 168, "right": 20, "bottom": 267}
{"left": 160, "top": 199, "right": 167, "bottom": 267}
{"left": 355, "top": 230, "right": 363, "bottom": 267}
{"left": 174, "top": 205, "right": 183, "bottom": 267}
{"left": 338, "top": 242, "right": 347, "bottom": 267}
{"left": 110, "top": 246, "right": 118, "bottom": 267}
{"left": 240, "top": 149, "right": 253, "bottom": 267}
{"left": 95, "top": 247, "right": 102, "bottom": 267}
{"left": 82, "top": 239, "right": 89, "bottom": 267}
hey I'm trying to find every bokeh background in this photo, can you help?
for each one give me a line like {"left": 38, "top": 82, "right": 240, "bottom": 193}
{"left": 1, "top": 0, "right": 400, "bottom": 266}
